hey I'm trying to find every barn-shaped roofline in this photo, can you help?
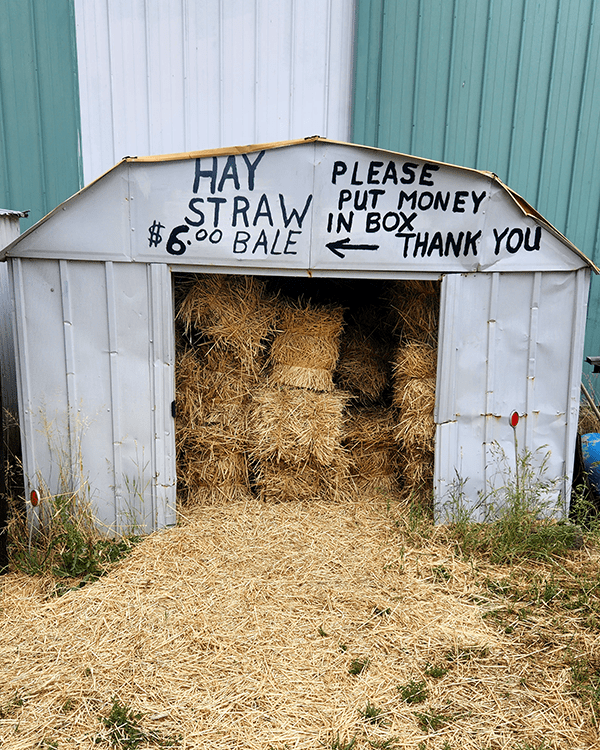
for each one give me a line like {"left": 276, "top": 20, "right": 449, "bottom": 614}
{"left": 2, "top": 137, "right": 596, "bottom": 274}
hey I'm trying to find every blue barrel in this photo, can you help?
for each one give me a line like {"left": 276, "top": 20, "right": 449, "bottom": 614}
{"left": 581, "top": 433, "right": 600, "bottom": 494}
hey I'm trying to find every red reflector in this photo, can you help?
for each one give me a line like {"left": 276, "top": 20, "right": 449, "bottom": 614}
{"left": 30, "top": 490, "right": 39, "bottom": 507}
{"left": 509, "top": 411, "right": 519, "bottom": 428}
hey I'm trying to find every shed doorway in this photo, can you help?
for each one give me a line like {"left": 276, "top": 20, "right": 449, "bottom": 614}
{"left": 172, "top": 272, "right": 441, "bottom": 508}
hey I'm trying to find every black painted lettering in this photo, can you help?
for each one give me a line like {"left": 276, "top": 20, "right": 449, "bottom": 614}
{"left": 209, "top": 229, "right": 222, "bottom": 244}
{"left": 252, "top": 194, "right": 274, "bottom": 226}
{"left": 365, "top": 212, "right": 380, "bottom": 233}
{"left": 418, "top": 192, "right": 434, "bottom": 211}
{"left": 382, "top": 161, "right": 398, "bottom": 185}
{"left": 400, "top": 162, "right": 418, "bottom": 184}
{"left": 382, "top": 212, "right": 400, "bottom": 232}
{"left": 414, "top": 232, "right": 429, "bottom": 257}
{"left": 193, "top": 157, "right": 218, "bottom": 194}
{"left": 506, "top": 228, "right": 523, "bottom": 253}
{"left": 233, "top": 230, "right": 250, "bottom": 253}
{"left": 283, "top": 230, "right": 300, "bottom": 254}
{"left": 397, "top": 211, "right": 417, "bottom": 232}
{"left": 434, "top": 192, "right": 450, "bottom": 211}
{"left": 429, "top": 231, "right": 444, "bottom": 257}
{"left": 166, "top": 225, "right": 189, "bottom": 255}
{"left": 217, "top": 155, "right": 240, "bottom": 192}
{"left": 252, "top": 229, "right": 269, "bottom": 254}
{"left": 398, "top": 191, "right": 417, "bottom": 210}
{"left": 452, "top": 191, "right": 468, "bottom": 213}
{"left": 493, "top": 227, "right": 509, "bottom": 255}
{"left": 445, "top": 231, "right": 464, "bottom": 257}
{"left": 195, "top": 229, "right": 207, "bottom": 242}
{"left": 332, "top": 160, "right": 347, "bottom": 184}
{"left": 327, "top": 213, "right": 333, "bottom": 232}
{"left": 471, "top": 190, "right": 486, "bottom": 214}
{"left": 369, "top": 189, "right": 385, "bottom": 208}
{"left": 464, "top": 230, "right": 481, "bottom": 255}
{"left": 354, "top": 191, "right": 368, "bottom": 211}
{"left": 270, "top": 229, "right": 282, "bottom": 254}
{"left": 396, "top": 233, "right": 415, "bottom": 258}
{"left": 338, "top": 190, "right": 352, "bottom": 210}
{"left": 351, "top": 162, "right": 363, "bottom": 185}
{"left": 241, "top": 150, "right": 265, "bottom": 191}
{"left": 337, "top": 212, "right": 354, "bottom": 232}
{"left": 232, "top": 196, "right": 250, "bottom": 227}
{"left": 185, "top": 197, "right": 205, "bottom": 226}
{"left": 419, "top": 163, "right": 440, "bottom": 186}
{"left": 279, "top": 194, "right": 313, "bottom": 228}
{"left": 206, "top": 196, "right": 226, "bottom": 227}
{"left": 367, "top": 161, "right": 383, "bottom": 184}
{"left": 524, "top": 226, "right": 541, "bottom": 251}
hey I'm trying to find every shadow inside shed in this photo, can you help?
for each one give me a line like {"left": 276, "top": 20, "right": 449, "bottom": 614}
{"left": 172, "top": 273, "right": 440, "bottom": 507}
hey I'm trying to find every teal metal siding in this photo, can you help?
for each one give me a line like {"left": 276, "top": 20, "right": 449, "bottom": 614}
{"left": 0, "top": 0, "right": 82, "bottom": 231}
{"left": 353, "top": 0, "right": 600, "bottom": 359}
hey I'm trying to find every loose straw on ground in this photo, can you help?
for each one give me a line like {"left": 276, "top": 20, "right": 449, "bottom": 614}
{"left": 0, "top": 497, "right": 596, "bottom": 749}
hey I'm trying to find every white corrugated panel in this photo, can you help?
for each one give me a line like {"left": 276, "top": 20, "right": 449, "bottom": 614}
{"left": 10, "top": 257, "right": 175, "bottom": 534}
{"left": 74, "top": 0, "right": 355, "bottom": 184}
{"left": 0, "top": 211, "right": 24, "bottom": 447}
{"left": 435, "top": 269, "right": 589, "bottom": 521}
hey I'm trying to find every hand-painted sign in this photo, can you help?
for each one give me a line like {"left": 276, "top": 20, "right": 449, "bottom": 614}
{"left": 12, "top": 139, "right": 580, "bottom": 272}
{"left": 131, "top": 141, "right": 576, "bottom": 272}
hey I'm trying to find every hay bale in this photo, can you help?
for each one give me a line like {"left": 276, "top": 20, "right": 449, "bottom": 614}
{"left": 249, "top": 386, "right": 350, "bottom": 467}
{"left": 268, "top": 301, "right": 345, "bottom": 391}
{"left": 253, "top": 457, "right": 351, "bottom": 503}
{"left": 393, "top": 378, "right": 436, "bottom": 451}
{"left": 335, "top": 330, "right": 391, "bottom": 405}
{"left": 392, "top": 342, "right": 437, "bottom": 398}
{"left": 343, "top": 408, "right": 400, "bottom": 498}
{"left": 388, "top": 280, "right": 440, "bottom": 344}
{"left": 177, "top": 274, "right": 278, "bottom": 372}
{"left": 401, "top": 446, "right": 435, "bottom": 502}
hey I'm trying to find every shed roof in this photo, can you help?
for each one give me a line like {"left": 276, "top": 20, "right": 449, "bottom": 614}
{"left": 2, "top": 137, "right": 596, "bottom": 274}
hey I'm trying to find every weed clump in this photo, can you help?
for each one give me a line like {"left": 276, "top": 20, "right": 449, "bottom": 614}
{"left": 441, "top": 443, "right": 580, "bottom": 564}
{"left": 7, "top": 490, "right": 140, "bottom": 589}
{"left": 99, "top": 697, "right": 180, "bottom": 748}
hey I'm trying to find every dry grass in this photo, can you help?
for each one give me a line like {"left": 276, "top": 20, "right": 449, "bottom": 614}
{"left": 1, "top": 496, "right": 598, "bottom": 749}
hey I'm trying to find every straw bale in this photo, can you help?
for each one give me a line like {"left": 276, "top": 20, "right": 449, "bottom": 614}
{"left": 177, "top": 274, "right": 278, "bottom": 370}
{"left": 269, "top": 363, "right": 336, "bottom": 392}
{"left": 401, "top": 446, "right": 435, "bottom": 500}
{"left": 253, "top": 457, "right": 350, "bottom": 503}
{"left": 393, "top": 377, "right": 436, "bottom": 450}
{"left": 392, "top": 341, "right": 437, "bottom": 397}
{"left": 249, "top": 386, "right": 350, "bottom": 466}
{"left": 335, "top": 330, "right": 390, "bottom": 404}
{"left": 388, "top": 280, "right": 440, "bottom": 343}
{"left": 268, "top": 301, "right": 344, "bottom": 390}
{"left": 344, "top": 408, "right": 400, "bottom": 499}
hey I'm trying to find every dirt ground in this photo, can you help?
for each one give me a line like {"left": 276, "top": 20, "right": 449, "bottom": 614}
{"left": 1, "top": 496, "right": 598, "bottom": 749}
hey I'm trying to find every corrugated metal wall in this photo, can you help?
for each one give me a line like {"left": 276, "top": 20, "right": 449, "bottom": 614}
{"left": 0, "top": 0, "right": 83, "bottom": 230}
{"left": 74, "top": 0, "right": 356, "bottom": 184}
{"left": 353, "top": 0, "right": 600, "bottom": 359}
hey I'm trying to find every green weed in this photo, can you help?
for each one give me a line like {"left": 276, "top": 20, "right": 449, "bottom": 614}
{"left": 348, "top": 657, "right": 370, "bottom": 675}
{"left": 99, "top": 697, "right": 180, "bottom": 748}
{"left": 368, "top": 738, "right": 399, "bottom": 749}
{"left": 359, "top": 701, "right": 388, "bottom": 725}
{"left": 442, "top": 443, "right": 580, "bottom": 564}
{"left": 326, "top": 734, "right": 357, "bottom": 750}
{"left": 0, "top": 691, "right": 24, "bottom": 718}
{"left": 413, "top": 708, "right": 451, "bottom": 732}
{"left": 424, "top": 662, "right": 449, "bottom": 679}
{"left": 398, "top": 679, "right": 428, "bottom": 704}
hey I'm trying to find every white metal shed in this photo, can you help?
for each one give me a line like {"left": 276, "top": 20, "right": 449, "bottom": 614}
{"left": 2, "top": 138, "right": 595, "bottom": 532}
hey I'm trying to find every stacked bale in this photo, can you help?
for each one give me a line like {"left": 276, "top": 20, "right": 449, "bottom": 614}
{"left": 343, "top": 408, "right": 400, "bottom": 498}
{"left": 175, "top": 275, "right": 277, "bottom": 503}
{"left": 390, "top": 281, "right": 440, "bottom": 504}
{"left": 335, "top": 327, "right": 391, "bottom": 406}
{"left": 249, "top": 301, "right": 350, "bottom": 502}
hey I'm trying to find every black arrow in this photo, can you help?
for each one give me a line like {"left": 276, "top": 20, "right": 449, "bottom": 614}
{"left": 326, "top": 237, "right": 380, "bottom": 259}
